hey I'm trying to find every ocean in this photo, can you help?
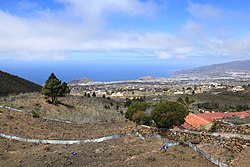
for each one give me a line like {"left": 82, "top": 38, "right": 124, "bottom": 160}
{"left": 0, "top": 61, "right": 192, "bottom": 85}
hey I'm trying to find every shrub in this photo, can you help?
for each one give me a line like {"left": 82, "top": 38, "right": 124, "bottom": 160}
{"left": 151, "top": 101, "right": 189, "bottom": 128}
{"left": 125, "top": 102, "right": 149, "bottom": 121}
{"left": 132, "top": 111, "right": 150, "bottom": 125}
{"left": 31, "top": 111, "right": 40, "bottom": 118}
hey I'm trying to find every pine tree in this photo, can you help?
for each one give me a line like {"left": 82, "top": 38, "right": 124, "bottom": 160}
{"left": 60, "top": 82, "right": 70, "bottom": 95}
{"left": 42, "top": 73, "right": 62, "bottom": 104}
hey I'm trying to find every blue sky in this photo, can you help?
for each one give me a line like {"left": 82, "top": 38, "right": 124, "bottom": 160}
{"left": 1, "top": 0, "right": 250, "bottom": 83}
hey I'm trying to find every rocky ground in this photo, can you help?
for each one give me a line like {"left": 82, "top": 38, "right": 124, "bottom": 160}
{"left": 0, "top": 136, "right": 216, "bottom": 167}
{"left": 231, "top": 146, "right": 250, "bottom": 167}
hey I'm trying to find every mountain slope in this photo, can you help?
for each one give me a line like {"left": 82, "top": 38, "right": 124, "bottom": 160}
{"left": 0, "top": 70, "right": 41, "bottom": 96}
{"left": 175, "top": 60, "right": 250, "bottom": 76}
{"left": 68, "top": 77, "right": 93, "bottom": 85}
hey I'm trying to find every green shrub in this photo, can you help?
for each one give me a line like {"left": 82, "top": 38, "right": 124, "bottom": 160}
{"left": 31, "top": 111, "right": 40, "bottom": 118}
{"left": 125, "top": 102, "right": 149, "bottom": 121}
{"left": 151, "top": 101, "right": 189, "bottom": 128}
{"left": 132, "top": 111, "right": 150, "bottom": 125}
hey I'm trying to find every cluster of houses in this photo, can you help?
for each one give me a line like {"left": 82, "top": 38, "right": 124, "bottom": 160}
{"left": 173, "top": 84, "right": 245, "bottom": 95}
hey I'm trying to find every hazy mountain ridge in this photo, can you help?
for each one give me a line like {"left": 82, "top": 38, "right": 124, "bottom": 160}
{"left": 175, "top": 60, "right": 250, "bottom": 76}
{"left": 0, "top": 70, "right": 41, "bottom": 96}
{"left": 68, "top": 78, "right": 93, "bottom": 85}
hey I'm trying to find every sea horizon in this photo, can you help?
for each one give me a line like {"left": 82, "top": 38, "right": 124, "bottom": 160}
{"left": 1, "top": 62, "right": 194, "bottom": 85}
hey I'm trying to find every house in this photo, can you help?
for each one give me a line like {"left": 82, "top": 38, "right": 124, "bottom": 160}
{"left": 182, "top": 111, "right": 250, "bottom": 130}
{"left": 111, "top": 92, "right": 124, "bottom": 98}
{"left": 231, "top": 86, "right": 244, "bottom": 92}
{"left": 174, "top": 90, "right": 184, "bottom": 95}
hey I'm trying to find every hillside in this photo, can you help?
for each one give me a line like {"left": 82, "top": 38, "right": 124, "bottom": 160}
{"left": 0, "top": 70, "right": 41, "bottom": 96}
{"left": 175, "top": 60, "right": 250, "bottom": 76}
{"left": 0, "top": 94, "right": 216, "bottom": 167}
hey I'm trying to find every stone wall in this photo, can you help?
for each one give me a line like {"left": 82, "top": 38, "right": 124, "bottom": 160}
{"left": 136, "top": 125, "right": 250, "bottom": 153}
{"left": 159, "top": 129, "right": 250, "bottom": 153}
{"left": 213, "top": 121, "right": 250, "bottom": 135}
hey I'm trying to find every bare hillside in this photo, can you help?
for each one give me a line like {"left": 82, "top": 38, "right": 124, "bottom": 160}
{"left": 0, "top": 70, "right": 41, "bottom": 96}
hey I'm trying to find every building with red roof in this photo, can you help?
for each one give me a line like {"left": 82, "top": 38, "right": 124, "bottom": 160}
{"left": 182, "top": 111, "right": 250, "bottom": 130}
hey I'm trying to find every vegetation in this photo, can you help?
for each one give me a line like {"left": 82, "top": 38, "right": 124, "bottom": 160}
{"left": 197, "top": 102, "right": 249, "bottom": 112}
{"left": 1, "top": 93, "right": 125, "bottom": 124}
{"left": 125, "top": 102, "right": 149, "bottom": 121}
{"left": 224, "top": 116, "right": 250, "bottom": 125}
{"left": 177, "top": 97, "right": 185, "bottom": 104}
{"left": 42, "top": 73, "right": 70, "bottom": 104}
{"left": 61, "top": 82, "right": 70, "bottom": 96}
{"left": 124, "top": 97, "right": 146, "bottom": 107}
{"left": 31, "top": 111, "right": 40, "bottom": 118}
{"left": 151, "top": 101, "right": 189, "bottom": 128}
{"left": 125, "top": 100, "right": 189, "bottom": 128}
{"left": 191, "top": 91, "right": 250, "bottom": 109}
{"left": 132, "top": 111, "right": 150, "bottom": 125}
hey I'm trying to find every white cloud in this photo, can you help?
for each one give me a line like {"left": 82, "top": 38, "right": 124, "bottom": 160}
{"left": 156, "top": 51, "right": 172, "bottom": 59}
{"left": 0, "top": 0, "right": 162, "bottom": 61}
{"left": 58, "top": 0, "right": 157, "bottom": 17}
{"left": 0, "top": 51, "right": 68, "bottom": 61}
{"left": 182, "top": 20, "right": 204, "bottom": 35}
{"left": 187, "top": 2, "right": 222, "bottom": 19}
{"left": 0, "top": 0, "right": 250, "bottom": 62}
{"left": 205, "top": 34, "right": 250, "bottom": 57}
{"left": 0, "top": 7, "right": 193, "bottom": 58}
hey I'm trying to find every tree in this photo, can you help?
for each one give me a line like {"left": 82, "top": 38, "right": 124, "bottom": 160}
{"left": 132, "top": 111, "right": 150, "bottom": 125}
{"left": 42, "top": 73, "right": 62, "bottom": 104}
{"left": 60, "top": 82, "right": 70, "bottom": 96}
{"left": 125, "top": 102, "right": 148, "bottom": 121}
{"left": 87, "top": 93, "right": 91, "bottom": 97}
{"left": 151, "top": 101, "right": 189, "bottom": 128}
{"left": 184, "top": 96, "right": 190, "bottom": 104}
{"left": 177, "top": 97, "right": 184, "bottom": 104}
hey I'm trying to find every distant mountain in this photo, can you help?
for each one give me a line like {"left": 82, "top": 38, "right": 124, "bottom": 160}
{"left": 175, "top": 60, "right": 250, "bottom": 76}
{"left": 0, "top": 70, "right": 41, "bottom": 96}
{"left": 68, "top": 78, "right": 93, "bottom": 85}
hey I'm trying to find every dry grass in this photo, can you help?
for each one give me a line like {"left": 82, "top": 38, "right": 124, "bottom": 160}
{"left": 0, "top": 93, "right": 125, "bottom": 124}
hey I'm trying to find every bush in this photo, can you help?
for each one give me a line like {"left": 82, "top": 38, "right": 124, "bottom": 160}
{"left": 31, "top": 111, "right": 40, "bottom": 118}
{"left": 132, "top": 111, "right": 150, "bottom": 125}
{"left": 151, "top": 101, "right": 189, "bottom": 128}
{"left": 125, "top": 102, "right": 149, "bottom": 121}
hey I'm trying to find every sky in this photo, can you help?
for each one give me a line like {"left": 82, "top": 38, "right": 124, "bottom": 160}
{"left": 1, "top": 0, "right": 250, "bottom": 83}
